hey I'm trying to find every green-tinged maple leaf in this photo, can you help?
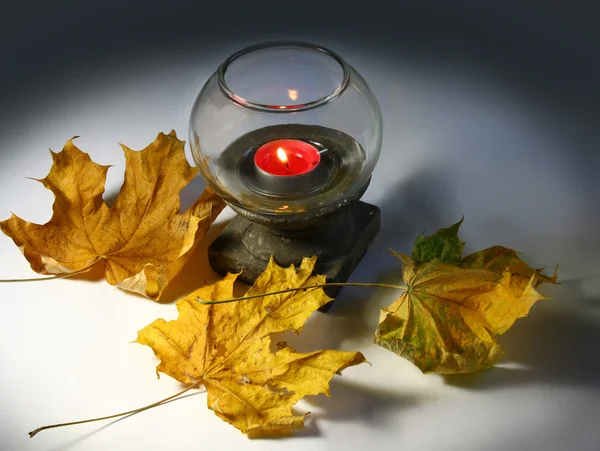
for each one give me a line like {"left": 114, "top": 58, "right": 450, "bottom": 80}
{"left": 411, "top": 217, "right": 465, "bottom": 264}
{"left": 376, "top": 221, "right": 557, "bottom": 374}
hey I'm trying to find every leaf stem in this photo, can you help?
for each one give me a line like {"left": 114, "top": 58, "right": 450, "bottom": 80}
{"left": 197, "top": 282, "right": 408, "bottom": 305}
{"left": 28, "top": 380, "right": 203, "bottom": 438}
{"left": 0, "top": 263, "right": 97, "bottom": 283}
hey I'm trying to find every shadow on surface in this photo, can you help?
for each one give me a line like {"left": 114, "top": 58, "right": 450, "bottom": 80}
{"left": 251, "top": 414, "right": 322, "bottom": 440}
{"left": 179, "top": 175, "right": 207, "bottom": 212}
{"left": 103, "top": 188, "right": 119, "bottom": 208}
{"left": 348, "top": 165, "right": 459, "bottom": 291}
{"left": 376, "top": 166, "right": 459, "bottom": 254}
{"left": 444, "top": 279, "right": 600, "bottom": 390}
{"left": 64, "top": 262, "right": 106, "bottom": 282}
{"left": 303, "top": 378, "right": 426, "bottom": 429}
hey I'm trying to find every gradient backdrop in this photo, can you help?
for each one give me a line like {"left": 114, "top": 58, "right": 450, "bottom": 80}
{"left": 1, "top": 2, "right": 599, "bottom": 451}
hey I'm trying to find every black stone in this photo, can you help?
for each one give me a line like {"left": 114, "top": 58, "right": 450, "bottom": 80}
{"left": 208, "top": 201, "right": 381, "bottom": 312}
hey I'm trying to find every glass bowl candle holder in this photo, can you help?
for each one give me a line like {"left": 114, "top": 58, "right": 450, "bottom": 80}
{"left": 189, "top": 41, "right": 383, "bottom": 307}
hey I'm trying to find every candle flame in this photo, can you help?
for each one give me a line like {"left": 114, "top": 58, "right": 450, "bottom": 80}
{"left": 276, "top": 147, "right": 288, "bottom": 163}
{"left": 288, "top": 89, "right": 298, "bottom": 101}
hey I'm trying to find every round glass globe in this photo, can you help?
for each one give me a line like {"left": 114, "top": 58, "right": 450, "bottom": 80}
{"left": 189, "top": 41, "right": 383, "bottom": 218}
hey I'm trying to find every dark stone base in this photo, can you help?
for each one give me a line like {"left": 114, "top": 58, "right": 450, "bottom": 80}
{"left": 208, "top": 201, "right": 381, "bottom": 311}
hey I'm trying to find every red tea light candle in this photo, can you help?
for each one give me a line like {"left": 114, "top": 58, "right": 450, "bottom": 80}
{"left": 253, "top": 139, "right": 322, "bottom": 196}
{"left": 254, "top": 139, "right": 320, "bottom": 176}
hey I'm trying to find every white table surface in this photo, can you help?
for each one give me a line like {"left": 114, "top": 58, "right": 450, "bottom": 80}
{"left": 1, "top": 14, "right": 599, "bottom": 451}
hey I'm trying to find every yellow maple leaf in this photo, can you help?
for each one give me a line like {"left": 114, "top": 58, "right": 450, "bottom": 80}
{"left": 0, "top": 131, "right": 225, "bottom": 299}
{"left": 375, "top": 220, "right": 557, "bottom": 374}
{"left": 135, "top": 256, "right": 366, "bottom": 437}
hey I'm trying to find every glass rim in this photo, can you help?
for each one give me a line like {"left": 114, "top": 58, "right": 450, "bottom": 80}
{"left": 217, "top": 41, "right": 350, "bottom": 113}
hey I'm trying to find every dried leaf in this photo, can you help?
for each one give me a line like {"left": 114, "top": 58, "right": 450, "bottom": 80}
{"left": 0, "top": 131, "right": 225, "bottom": 299}
{"left": 376, "top": 220, "right": 557, "bottom": 374}
{"left": 461, "top": 245, "right": 558, "bottom": 284}
{"left": 411, "top": 217, "right": 465, "bottom": 264}
{"left": 136, "top": 256, "right": 366, "bottom": 436}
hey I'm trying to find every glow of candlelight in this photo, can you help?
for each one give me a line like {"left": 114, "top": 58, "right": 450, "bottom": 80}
{"left": 276, "top": 147, "right": 290, "bottom": 170}
{"left": 276, "top": 147, "right": 288, "bottom": 163}
{"left": 288, "top": 89, "right": 298, "bottom": 101}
